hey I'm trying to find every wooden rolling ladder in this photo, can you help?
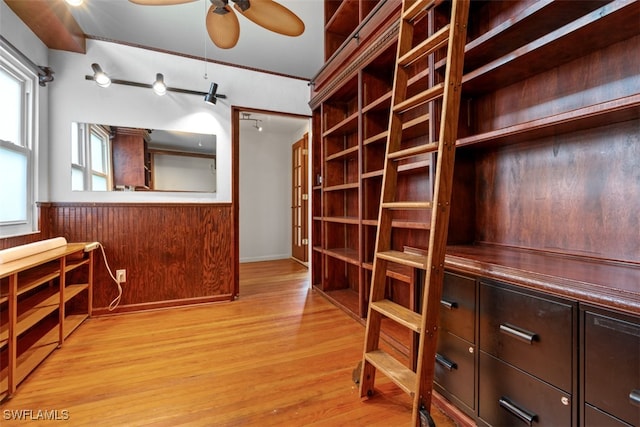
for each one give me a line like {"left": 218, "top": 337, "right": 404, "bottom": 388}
{"left": 358, "top": 0, "right": 470, "bottom": 425}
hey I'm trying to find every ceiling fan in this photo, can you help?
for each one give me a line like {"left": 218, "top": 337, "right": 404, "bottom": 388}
{"left": 129, "top": 0, "right": 305, "bottom": 49}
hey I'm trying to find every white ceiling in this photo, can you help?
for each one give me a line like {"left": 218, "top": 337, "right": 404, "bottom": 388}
{"left": 67, "top": 0, "right": 325, "bottom": 80}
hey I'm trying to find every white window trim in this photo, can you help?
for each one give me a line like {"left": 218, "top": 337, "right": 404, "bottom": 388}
{"left": 0, "top": 43, "right": 39, "bottom": 237}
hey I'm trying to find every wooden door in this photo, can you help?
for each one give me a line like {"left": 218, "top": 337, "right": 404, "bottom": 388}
{"left": 291, "top": 134, "right": 308, "bottom": 263}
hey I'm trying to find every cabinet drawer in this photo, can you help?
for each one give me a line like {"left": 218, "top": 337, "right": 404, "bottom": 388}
{"left": 434, "top": 331, "right": 475, "bottom": 411}
{"left": 479, "top": 281, "right": 575, "bottom": 392}
{"left": 440, "top": 272, "right": 476, "bottom": 343}
{"left": 479, "top": 352, "right": 573, "bottom": 427}
{"left": 584, "top": 404, "right": 633, "bottom": 427}
{"left": 583, "top": 310, "right": 640, "bottom": 427}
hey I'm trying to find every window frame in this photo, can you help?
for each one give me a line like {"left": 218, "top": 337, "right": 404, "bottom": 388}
{"left": 0, "top": 45, "right": 37, "bottom": 237}
{"left": 71, "top": 123, "right": 113, "bottom": 191}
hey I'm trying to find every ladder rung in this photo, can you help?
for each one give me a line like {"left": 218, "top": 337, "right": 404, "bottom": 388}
{"left": 377, "top": 250, "right": 427, "bottom": 270}
{"left": 399, "top": 24, "right": 450, "bottom": 67}
{"left": 371, "top": 299, "right": 422, "bottom": 332}
{"left": 394, "top": 83, "right": 445, "bottom": 114}
{"left": 389, "top": 143, "right": 438, "bottom": 160}
{"left": 381, "top": 201, "right": 432, "bottom": 210}
{"left": 365, "top": 350, "right": 416, "bottom": 396}
{"left": 403, "top": 0, "right": 440, "bottom": 22}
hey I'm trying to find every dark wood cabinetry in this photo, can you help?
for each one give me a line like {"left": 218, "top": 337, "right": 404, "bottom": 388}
{"left": 311, "top": 0, "right": 639, "bottom": 424}
{"left": 112, "top": 127, "right": 152, "bottom": 190}
{"left": 581, "top": 306, "right": 640, "bottom": 427}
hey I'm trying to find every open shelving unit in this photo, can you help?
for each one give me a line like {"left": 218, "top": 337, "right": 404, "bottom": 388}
{"left": 0, "top": 242, "right": 94, "bottom": 402}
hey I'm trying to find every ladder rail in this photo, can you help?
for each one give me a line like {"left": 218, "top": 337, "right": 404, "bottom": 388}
{"left": 359, "top": 0, "right": 470, "bottom": 425}
{"left": 413, "top": 0, "right": 471, "bottom": 419}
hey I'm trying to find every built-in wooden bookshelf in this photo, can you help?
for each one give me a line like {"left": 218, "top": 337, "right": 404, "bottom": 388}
{"left": 311, "top": 0, "right": 639, "bottom": 424}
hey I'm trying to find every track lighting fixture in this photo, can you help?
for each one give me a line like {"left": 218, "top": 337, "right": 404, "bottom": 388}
{"left": 86, "top": 63, "right": 226, "bottom": 105}
{"left": 204, "top": 82, "right": 219, "bottom": 105}
{"left": 240, "top": 112, "right": 263, "bottom": 132}
{"left": 152, "top": 73, "right": 167, "bottom": 96}
{"left": 91, "top": 63, "right": 111, "bottom": 88}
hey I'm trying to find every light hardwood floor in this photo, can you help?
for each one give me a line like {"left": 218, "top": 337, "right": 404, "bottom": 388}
{"left": 1, "top": 259, "right": 455, "bottom": 426}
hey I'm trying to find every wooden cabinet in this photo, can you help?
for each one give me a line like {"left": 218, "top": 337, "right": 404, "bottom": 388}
{"left": 0, "top": 242, "right": 94, "bottom": 401}
{"left": 478, "top": 281, "right": 576, "bottom": 426}
{"left": 581, "top": 306, "right": 640, "bottom": 427}
{"left": 434, "top": 272, "right": 477, "bottom": 415}
{"left": 112, "top": 127, "right": 152, "bottom": 190}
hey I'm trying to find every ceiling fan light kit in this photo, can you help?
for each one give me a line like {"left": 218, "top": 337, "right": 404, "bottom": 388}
{"left": 129, "top": 0, "right": 305, "bottom": 49}
{"left": 86, "top": 63, "right": 227, "bottom": 105}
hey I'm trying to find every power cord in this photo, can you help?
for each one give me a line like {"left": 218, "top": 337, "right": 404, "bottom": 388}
{"left": 93, "top": 243, "right": 122, "bottom": 311}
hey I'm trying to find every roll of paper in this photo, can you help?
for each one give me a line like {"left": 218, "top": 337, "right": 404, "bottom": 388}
{"left": 0, "top": 237, "right": 68, "bottom": 264}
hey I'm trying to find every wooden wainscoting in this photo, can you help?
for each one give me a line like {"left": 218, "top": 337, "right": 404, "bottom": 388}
{"left": 42, "top": 203, "right": 235, "bottom": 315}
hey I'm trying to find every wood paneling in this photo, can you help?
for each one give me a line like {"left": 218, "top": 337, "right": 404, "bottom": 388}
{"left": 4, "top": 0, "right": 86, "bottom": 54}
{"left": 44, "top": 203, "right": 234, "bottom": 314}
{"left": 473, "top": 119, "right": 640, "bottom": 264}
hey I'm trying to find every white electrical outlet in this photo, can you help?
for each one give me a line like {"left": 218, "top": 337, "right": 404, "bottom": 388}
{"left": 116, "top": 269, "right": 126, "bottom": 284}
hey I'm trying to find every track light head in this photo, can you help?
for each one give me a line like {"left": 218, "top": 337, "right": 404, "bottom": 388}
{"left": 153, "top": 73, "right": 167, "bottom": 96}
{"left": 204, "top": 82, "right": 218, "bottom": 105}
{"left": 91, "top": 63, "right": 111, "bottom": 88}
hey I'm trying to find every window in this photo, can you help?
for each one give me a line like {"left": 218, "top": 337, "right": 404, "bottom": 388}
{"left": 71, "top": 123, "right": 112, "bottom": 191}
{"left": 0, "top": 46, "right": 36, "bottom": 237}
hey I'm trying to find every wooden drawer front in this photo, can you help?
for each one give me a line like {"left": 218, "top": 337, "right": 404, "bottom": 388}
{"left": 441, "top": 272, "right": 476, "bottom": 343}
{"left": 434, "top": 331, "right": 476, "bottom": 411}
{"left": 479, "top": 281, "right": 574, "bottom": 392}
{"left": 479, "top": 352, "right": 573, "bottom": 427}
{"left": 584, "top": 404, "right": 633, "bottom": 427}
{"left": 584, "top": 311, "right": 640, "bottom": 427}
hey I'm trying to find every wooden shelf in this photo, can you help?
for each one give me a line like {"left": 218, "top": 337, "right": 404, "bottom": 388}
{"left": 325, "top": 0, "right": 359, "bottom": 35}
{"left": 323, "top": 216, "right": 360, "bottom": 225}
{"left": 464, "top": 0, "right": 613, "bottom": 71}
{"left": 0, "top": 324, "right": 58, "bottom": 396}
{"left": 323, "top": 182, "right": 359, "bottom": 192}
{"left": 457, "top": 94, "right": 640, "bottom": 148}
{"left": 323, "top": 111, "right": 359, "bottom": 138}
{"left": 326, "top": 145, "right": 359, "bottom": 161}
{"left": 321, "top": 288, "right": 360, "bottom": 316}
{"left": 324, "top": 247, "right": 360, "bottom": 266}
{"left": 462, "top": 0, "right": 640, "bottom": 95}
{"left": 0, "top": 288, "right": 59, "bottom": 347}
{"left": 64, "top": 314, "right": 88, "bottom": 339}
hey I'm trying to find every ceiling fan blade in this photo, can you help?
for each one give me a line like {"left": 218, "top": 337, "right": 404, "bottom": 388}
{"left": 206, "top": 5, "right": 240, "bottom": 49}
{"left": 234, "top": 0, "right": 305, "bottom": 37}
{"left": 129, "top": 0, "right": 197, "bottom": 5}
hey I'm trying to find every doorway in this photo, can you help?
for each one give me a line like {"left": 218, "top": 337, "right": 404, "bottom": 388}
{"left": 291, "top": 133, "right": 309, "bottom": 264}
{"left": 233, "top": 107, "right": 310, "bottom": 296}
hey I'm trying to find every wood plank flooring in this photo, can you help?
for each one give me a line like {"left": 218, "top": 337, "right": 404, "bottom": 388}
{"left": 1, "top": 259, "right": 456, "bottom": 426}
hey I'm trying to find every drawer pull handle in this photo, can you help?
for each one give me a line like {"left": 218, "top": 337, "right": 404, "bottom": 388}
{"left": 440, "top": 299, "right": 458, "bottom": 310}
{"left": 499, "top": 323, "right": 538, "bottom": 344}
{"left": 499, "top": 397, "right": 537, "bottom": 426}
{"left": 435, "top": 353, "right": 457, "bottom": 371}
{"left": 631, "top": 389, "right": 640, "bottom": 407}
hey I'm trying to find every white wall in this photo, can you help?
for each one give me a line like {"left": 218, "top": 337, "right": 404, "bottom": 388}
{"left": 153, "top": 154, "right": 216, "bottom": 192}
{"left": 1, "top": 2, "right": 50, "bottom": 204}
{"left": 239, "top": 123, "right": 308, "bottom": 262}
{"left": 47, "top": 38, "right": 311, "bottom": 203}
